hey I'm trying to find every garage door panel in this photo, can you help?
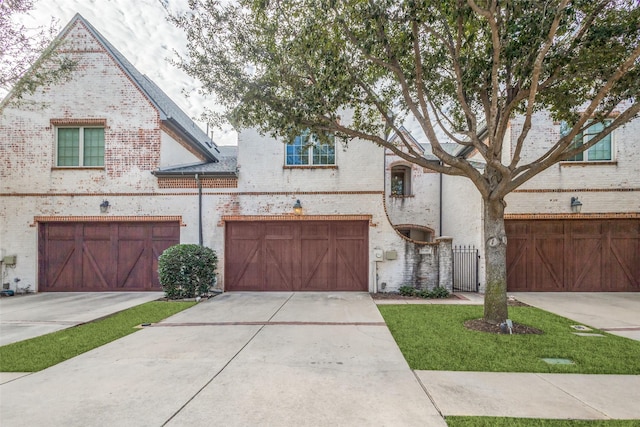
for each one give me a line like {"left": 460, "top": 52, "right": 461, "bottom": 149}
{"left": 226, "top": 221, "right": 368, "bottom": 291}
{"left": 336, "top": 240, "right": 367, "bottom": 291}
{"left": 506, "top": 235, "right": 529, "bottom": 291}
{"left": 39, "top": 222, "right": 179, "bottom": 292}
{"left": 507, "top": 219, "right": 640, "bottom": 292}
{"left": 300, "top": 237, "right": 332, "bottom": 291}
{"left": 117, "top": 241, "right": 147, "bottom": 290}
{"left": 571, "top": 238, "right": 602, "bottom": 291}
{"left": 265, "top": 238, "right": 296, "bottom": 290}
{"left": 534, "top": 237, "right": 564, "bottom": 291}
{"left": 226, "top": 238, "right": 262, "bottom": 290}
{"left": 610, "top": 237, "right": 640, "bottom": 291}
{"left": 45, "top": 244, "right": 77, "bottom": 291}
{"left": 83, "top": 240, "right": 115, "bottom": 290}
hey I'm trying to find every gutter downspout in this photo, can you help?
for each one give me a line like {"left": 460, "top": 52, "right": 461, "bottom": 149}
{"left": 439, "top": 161, "right": 443, "bottom": 237}
{"left": 195, "top": 174, "right": 203, "bottom": 246}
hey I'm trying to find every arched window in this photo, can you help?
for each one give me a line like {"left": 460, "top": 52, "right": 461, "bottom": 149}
{"left": 390, "top": 165, "right": 411, "bottom": 196}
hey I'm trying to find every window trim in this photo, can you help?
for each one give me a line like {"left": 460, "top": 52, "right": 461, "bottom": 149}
{"left": 55, "top": 125, "right": 105, "bottom": 168}
{"left": 285, "top": 131, "right": 337, "bottom": 167}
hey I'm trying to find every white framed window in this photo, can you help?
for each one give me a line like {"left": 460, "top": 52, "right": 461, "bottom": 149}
{"left": 56, "top": 126, "right": 105, "bottom": 167}
{"left": 285, "top": 131, "right": 336, "bottom": 166}
{"left": 562, "top": 119, "right": 613, "bottom": 162}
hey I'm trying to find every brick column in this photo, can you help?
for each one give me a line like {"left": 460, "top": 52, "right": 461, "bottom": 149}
{"left": 436, "top": 236, "right": 453, "bottom": 292}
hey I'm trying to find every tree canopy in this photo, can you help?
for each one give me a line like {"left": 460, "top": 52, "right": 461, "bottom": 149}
{"left": 0, "top": 0, "right": 75, "bottom": 107}
{"left": 169, "top": 0, "right": 640, "bottom": 323}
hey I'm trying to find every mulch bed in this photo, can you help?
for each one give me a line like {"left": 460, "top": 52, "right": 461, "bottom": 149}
{"left": 370, "top": 292, "right": 464, "bottom": 301}
{"left": 464, "top": 318, "right": 543, "bottom": 335}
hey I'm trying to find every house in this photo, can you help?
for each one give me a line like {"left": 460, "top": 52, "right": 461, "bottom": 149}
{"left": 0, "top": 14, "right": 454, "bottom": 294}
{"left": 3, "top": 14, "right": 636, "bottom": 295}
{"left": 503, "top": 112, "right": 640, "bottom": 292}
{"left": 386, "top": 114, "right": 640, "bottom": 293}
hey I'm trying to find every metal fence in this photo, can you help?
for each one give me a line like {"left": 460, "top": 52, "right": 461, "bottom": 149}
{"left": 453, "top": 245, "right": 479, "bottom": 292}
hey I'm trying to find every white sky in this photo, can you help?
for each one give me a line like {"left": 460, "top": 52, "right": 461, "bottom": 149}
{"left": 15, "top": 0, "right": 238, "bottom": 145}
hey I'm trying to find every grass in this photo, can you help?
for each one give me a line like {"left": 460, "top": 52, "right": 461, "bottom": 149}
{"left": 378, "top": 305, "right": 640, "bottom": 374}
{"left": 0, "top": 301, "right": 195, "bottom": 372}
{"left": 446, "top": 417, "right": 640, "bottom": 427}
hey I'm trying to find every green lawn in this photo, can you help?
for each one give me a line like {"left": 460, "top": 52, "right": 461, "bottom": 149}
{"left": 0, "top": 301, "right": 195, "bottom": 372}
{"left": 446, "top": 417, "right": 640, "bottom": 427}
{"left": 378, "top": 305, "right": 640, "bottom": 374}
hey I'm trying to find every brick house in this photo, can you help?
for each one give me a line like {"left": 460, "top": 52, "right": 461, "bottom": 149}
{"left": 385, "top": 115, "right": 640, "bottom": 293}
{"left": 0, "top": 14, "right": 454, "bottom": 294}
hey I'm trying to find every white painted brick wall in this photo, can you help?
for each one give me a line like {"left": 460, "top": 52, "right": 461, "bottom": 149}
{"left": 506, "top": 112, "right": 640, "bottom": 214}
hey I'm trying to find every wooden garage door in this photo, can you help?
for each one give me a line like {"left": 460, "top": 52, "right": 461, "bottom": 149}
{"left": 506, "top": 219, "right": 640, "bottom": 292}
{"left": 39, "top": 222, "right": 180, "bottom": 291}
{"left": 225, "top": 221, "right": 368, "bottom": 291}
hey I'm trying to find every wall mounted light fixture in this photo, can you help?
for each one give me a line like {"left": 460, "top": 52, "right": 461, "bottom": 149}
{"left": 293, "top": 199, "right": 303, "bottom": 215}
{"left": 570, "top": 197, "right": 582, "bottom": 214}
{"left": 100, "top": 200, "right": 111, "bottom": 213}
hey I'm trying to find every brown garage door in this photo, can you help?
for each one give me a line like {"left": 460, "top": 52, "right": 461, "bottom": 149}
{"left": 225, "top": 221, "right": 368, "bottom": 291}
{"left": 506, "top": 219, "right": 640, "bottom": 292}
{"left": 39, "top": 222, "right": 180, "bottom": 291}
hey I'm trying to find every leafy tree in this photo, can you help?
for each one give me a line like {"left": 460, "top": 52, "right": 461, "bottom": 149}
{"left": 0, "top": 0, "right": 75, "bottom": 109}
{"left": 168, "top": 0, "right": 640, "bottom": 323}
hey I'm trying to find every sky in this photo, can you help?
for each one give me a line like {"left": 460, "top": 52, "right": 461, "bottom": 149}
{"left": 17, "top": 0, "right": 238, "bottom": 145}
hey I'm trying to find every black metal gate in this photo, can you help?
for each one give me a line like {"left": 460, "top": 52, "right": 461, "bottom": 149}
{"left": 453, "top": 245, "right": 479, "bottom": 292}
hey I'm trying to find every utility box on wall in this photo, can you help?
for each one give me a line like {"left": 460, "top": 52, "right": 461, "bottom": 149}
{"left": 2, "top": 256, "right": 16, "bottom": 266}
{"left": 384, "top": 250, "right": 397, "bottom": 260}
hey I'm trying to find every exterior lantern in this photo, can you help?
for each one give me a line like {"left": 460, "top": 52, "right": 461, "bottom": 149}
{"left": 100, "top": 200, "right": 111, "bottom": 213}
{"left": 570, "top": 197, "right": 582, "bottom": 214}
{"left": 293, "top": 199, "right": 303, "bottom": 215}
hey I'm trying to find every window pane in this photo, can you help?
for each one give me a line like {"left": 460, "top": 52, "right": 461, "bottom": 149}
{"left": 83, "top": 128, "right": 105, "bottom": 166}
{"left": 57, "top": 128, "right": 79, "bottom": 166}
{"left": 585, "top": 121, "right": 611, "bottom": 161}
{"left": 286, "top": 134, "right": 309, "bottom": 165}
{"left": 312, "top": 143, "right": 335, "bottom": 165}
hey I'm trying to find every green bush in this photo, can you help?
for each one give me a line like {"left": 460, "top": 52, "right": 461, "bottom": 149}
{"left": 158, "top": 244, "right": 218, "bottom": 299}
{"left": 428, "top": 286, "right": 450, "bottom": 299}
{"left": 396, "top": 285, "right": 450, "bottom": 299}
{"left": 398, "top": 285, "right": 415, "bottom": 296}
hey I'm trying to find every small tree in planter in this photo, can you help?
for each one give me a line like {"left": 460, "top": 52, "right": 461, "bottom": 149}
{"left": 158, "top": 244, "right": 217, "bottom": 299}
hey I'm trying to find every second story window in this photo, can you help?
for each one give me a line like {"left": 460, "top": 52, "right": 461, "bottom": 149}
{"left": 391, "top": 165, "right": 411, "bottom": 196}
{"left": 562, "top": 119, "right": 613, "bottom": 162}
{"left": 286, "top": 131, "right": 336, "bottom": 166}
{"left": 57, "top": 126, "right": 105, "bottom": 167}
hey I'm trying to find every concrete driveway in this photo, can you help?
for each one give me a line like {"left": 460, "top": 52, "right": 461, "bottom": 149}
{"left": 509, "top": 292, "right": 640, "bottom": 341}
{"left": 0, "top": 292, "right": 445, "bottom": 427}
{"left": 0, "top": 292, "right": 163, "bottom": 346}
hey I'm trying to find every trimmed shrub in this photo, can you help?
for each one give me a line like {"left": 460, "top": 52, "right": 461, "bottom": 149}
{"left": 158, "top": 244, "right": 217, "bottom": 299}
{"left": 398, "top": 285, "right": 415, "bottom": 296}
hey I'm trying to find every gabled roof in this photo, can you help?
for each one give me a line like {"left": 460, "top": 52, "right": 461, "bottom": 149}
{"left": 388, "top": 126, "right": 425, "bottom": 154}
{"left": 65, "top": 14, "right": 219, "bottom": 162}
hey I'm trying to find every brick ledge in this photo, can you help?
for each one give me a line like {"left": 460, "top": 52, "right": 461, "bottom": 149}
{"left": 505, "top": 213, "right": 640, "bottom": 220}
{"left": 31, "top": 215, "right": 185, "bottom": 227}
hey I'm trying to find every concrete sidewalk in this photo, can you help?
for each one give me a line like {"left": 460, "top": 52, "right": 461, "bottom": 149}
{"left": 509, "top": 292, "right": 640, "bottom": 341}
{"left": 417, "top": 371, "right": 640, "bottom": 420}
{"left": 0, "top": 292, "right": 445, "bottom": 427}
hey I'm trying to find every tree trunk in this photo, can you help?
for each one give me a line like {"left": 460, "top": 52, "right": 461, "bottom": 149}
{"left": 483, "top": 198, "right": 509, "bottom": 324}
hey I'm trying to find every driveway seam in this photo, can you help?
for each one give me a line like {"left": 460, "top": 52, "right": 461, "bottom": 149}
{"left": 534, "top": 373, "right": 611, "bottom": 419}
{"left": 161, "top": 323, "right": 267, "bottom": 426}
{"left": 412, "top": 370, "right": 445, "bottom": 419}
{"left": 162, "top": 293, "right": 295, "bottom": 426}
